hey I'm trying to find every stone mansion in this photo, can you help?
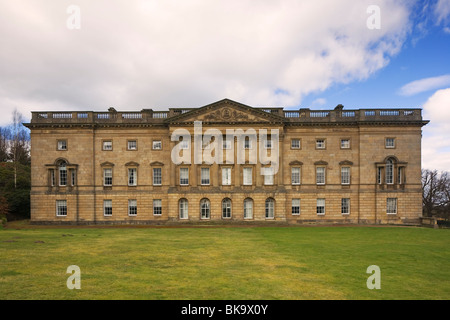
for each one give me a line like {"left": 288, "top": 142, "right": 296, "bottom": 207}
{"left": 24, "top": 98, "right": 429, "bottom": 225}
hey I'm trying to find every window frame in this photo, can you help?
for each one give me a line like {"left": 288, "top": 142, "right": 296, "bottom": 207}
{"left": 222, "top": 167, "right": 232, "bottom": 186}
{"left": 292, "top": 199, "right": 300, "bottom": 215}
{"left": 128, "top": 167, "right": 137, "bottom": 186}
{"left": 341, "top": 198, "right": 350, "bottom": 215}
{"left": 152, "top": 140, "right": 162, "bottom": 150}
{"left": 127, "top": 140, "right": 137, "bottom": 151}
{"left": 222, "top": 198, "right": 232, "bottom": 219}
{"left": 103, "top": 199, "right": 112, "bottom": 216}
{"left": 316, "top": 198, "right": 325, "bottom": 215}
{"left": 291, "top": 167, "right": 301, "bottom": 185}
{"left": 57, "top": 140, "right": 67, "bottom": 151}
{"left": 153, "top": 167, "right": 162, "bottom": 186}
{"left": 387, "top": 198, "right": 397, "bottom": 214}
{"left": 341, "top": 167, "right": 350, "bottom": 185}
{"left": 316, "top": 139, "right": 326, "bottom": 150}
{"left": 291, "top": 139, "right": 301, "bottom": 149}
{"left": 56, "top": 200, "right": 67, "bottom": 217}
{"left": 243, "top": 167, "right": 253, "bottom": 185}
{"left": 265, "top": 198, "right": 275, "bottom": 219}
{"left": 316, "top": 167, "right": 326, "bottom": 185}
{"left": 385, "top": 138, "right": 395, "bottom": 149}
{"left": 103, "top": 168, "right": 113, "bottom": 186}
{"left": 128, "top": 199, "right": 137, "bottom": 216}
{"left": 201, "top": 167, "right": 210, "bottom": 185}
{"left": 340, "top": 139, "right": 350, "bottom": 149}
{"left": 153, "top": 199, "right": 162, "bottom": 216}
{"left": 102, "top": 140, "right": 113, "bottom": 151}
{"left": 179, "top": 198, "right": 188, "bottom": 220}
{"left": 179, "top": 167, "right": 189, "bottom": 186}
{"left": 243, "top": 198, "right": 253, "bottom": 219}
{"left": 200, "top": 198, "right": 211, "bottom": 219}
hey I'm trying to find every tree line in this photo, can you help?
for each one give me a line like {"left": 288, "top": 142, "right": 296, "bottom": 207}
{"left": 422, "top": 169, "right": 450, "bottom": 219}
{"left": 0, "top": 109, "right": 31, "bottom": 222}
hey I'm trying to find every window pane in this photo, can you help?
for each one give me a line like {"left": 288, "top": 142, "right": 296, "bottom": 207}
{"left": 265, "top": 198, "right": 274, "bottom": 218}
{"left": 264, "top": 167, "right": 274, "bottom": 185}
{"left": 104, "top": 200, "right": 112, "bottom": 216}
{"left": 386, "top": 159, "right": 393, "bottom": 184}
{"left": 128, "top": 168, "right": 137, "bottom": 186}
{"left": 200, "top": 199, "right": 210, "bottom": 219}
{"left": 316, "top": 167, "right": 325, "bottom": 185}
{"left": 387, "top": 198, "right": 397, "bottom": 214}
{"left": 222, "top": 167, "right": 231, "bottom": 185}
{"left": 57, "top": 140, "right": 67, "bottom": 150}
{"left": 59, "top": 163, "right": 67, "bottom": 186}
{"left": 153, "top": 168, "right": 162, "bottom": 185}
{"left": 153, "top": 141, "right": 162, "bottom": 150}
{"left": 128, "top": 200, "right": 137, "bottom": 216}
{"left": 56, "top": 200, "right": 67, "bottom": 216}
{"left": 222, "top": 199, "right": 231, "bottom": 218}
{"left": 243, "top": 168, "right": 252, "bottom": 185}
{"left": 104, "top": 168, "right": 112, "bottom": 186}
{"left": 292, "top": 199, "right": 300, "bottom": 215}
{"left": 341, "top": 167, "right": 350, "bottom": 184}
{"left": 153, "top": 199, "right": 162, "bottom": 215}
{"left": 317, "top": 198, "right": 325, "bottom": 215}
{"left": 128, "top": 140, "right": 137, "bottom": 150}
{"left": 386, "top": 138, "right": 395, "bottom": 148}
{"left": 103, "top": 141, "right": 112, "bottom": 150}
{"left": 244, "top": 199, "right": 253, "bottom": 219}
{"left": 341, "top": 139, "right": 350, "bottom": 148}
{"left": 291, "top": 139, "right": 300, "bottom": 149}
{"left": 291, "top": 167, "right": 300, "bottom": 185}
{"left": 201, "top": 168, "right": 210, "bottom": 185}
{"left": 179, "top": 199, "right": 188, "bottom": 219}
{"left": 341, "top": 198, "right": 350, "bottom": 215}
{"left": 180, "top": 168, "right": 189, "bottom": 185}
{"left": 316, "top": 139, "right": 325, "bottom": 149}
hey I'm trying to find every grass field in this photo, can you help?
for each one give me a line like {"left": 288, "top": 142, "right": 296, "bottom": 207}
{"left": 0, "top": 221, "right": 449, "bottom": 300}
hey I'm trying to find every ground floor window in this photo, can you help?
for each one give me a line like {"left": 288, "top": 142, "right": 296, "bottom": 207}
{"left": 179, "top": 198, "right": 188, "bottom": 219}
{"left": 317, "top": 198, "right": 325, "bottom": 215}
{"left": 341, "top": 198, "right": 350, "bottom": 215}
{"left": 222, "top": 198, "right": 231, "bottom": 218}
{"left": 56, "top": 200, "right": 67, "bottom": 216}
{"left": 292, "top": 199, "right": 300, "bottom": 215}
{"left": 128, "top": 199, "right": 137, "bottom": 216}
{"left": 103, "top": 200, "right": 112, "bottom": 216}
{"left": 265, "top": 198, "right": 274, "bottom": 219}
{"left": 153, "top": 199, "right": 162, "bottom": 215}
{"left": 387, "top": 198, "right": 397, "bottom": 214}
{"left": 244, "top": 198, "right": 253, "bottom": 219}
{"left": 200, "top": 198, "right": 210, "bottom": 219}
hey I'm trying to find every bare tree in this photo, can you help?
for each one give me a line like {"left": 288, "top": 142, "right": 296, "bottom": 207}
{"left": 422, "top": 169, "right": 450, "bottom": 218}
{"left": 8, "top": 109, "right": 30, "bottom": 188}
{"left": 0, "top": 126, "right": 9, "bottom": 162}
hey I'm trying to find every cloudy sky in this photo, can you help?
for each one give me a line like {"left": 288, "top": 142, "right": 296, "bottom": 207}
{"left": 0, "top": 0, "right": 449, "bottom": 171}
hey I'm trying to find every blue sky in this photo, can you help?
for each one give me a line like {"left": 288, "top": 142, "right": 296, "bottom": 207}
{"left": 0, "top": 0, "right": 449, "bottom": 170}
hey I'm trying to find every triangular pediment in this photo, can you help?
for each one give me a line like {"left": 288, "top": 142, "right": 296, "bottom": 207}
{"left": 166, "top": 99, "right": 285, "bottom": 124}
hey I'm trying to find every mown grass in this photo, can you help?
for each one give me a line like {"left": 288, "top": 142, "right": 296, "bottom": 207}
{"left": 0, "top": 222, "right": 448, "bottom": 300}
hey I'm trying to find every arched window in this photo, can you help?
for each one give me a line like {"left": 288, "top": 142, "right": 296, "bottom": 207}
{"left": 265, "top": 198, "right": 275, "bottom": 219}
{"left": 222, "top": 198, "right": 231, "bottom": 219}
{"left": 179, "top": 198, "right": 188, "bottom": 219}
{"left": 386, "top": 158, "right": 394, "bottom": 184}
{"left": 244, "top": 198, "right": 253, "bottom": 219}
{"left": 58, "top": 160, "right": 67, "bottom": 186}
{"left": 200, "top": 198, "right": 210, "bottom": 219}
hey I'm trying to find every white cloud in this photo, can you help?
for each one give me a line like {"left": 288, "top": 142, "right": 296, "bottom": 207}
{"left": 434, "top": 0, "right": 450, "bottom": 25}
{"left": 398, "top": 75, "right": 450, "bottom": 96}
{"left": 422, "top": 88, "right": 450, "bottom": 172}
{"left": 0, "top": 0, "right": 413, "bottom": 126}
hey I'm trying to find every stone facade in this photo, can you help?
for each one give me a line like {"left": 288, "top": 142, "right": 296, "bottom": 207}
{"left": 24, "top": 99, "right": 428, "bottom": 225}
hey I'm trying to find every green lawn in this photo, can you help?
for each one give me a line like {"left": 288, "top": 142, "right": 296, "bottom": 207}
{"left": 0, "top": 222, "right": 448, "bottom": 300}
